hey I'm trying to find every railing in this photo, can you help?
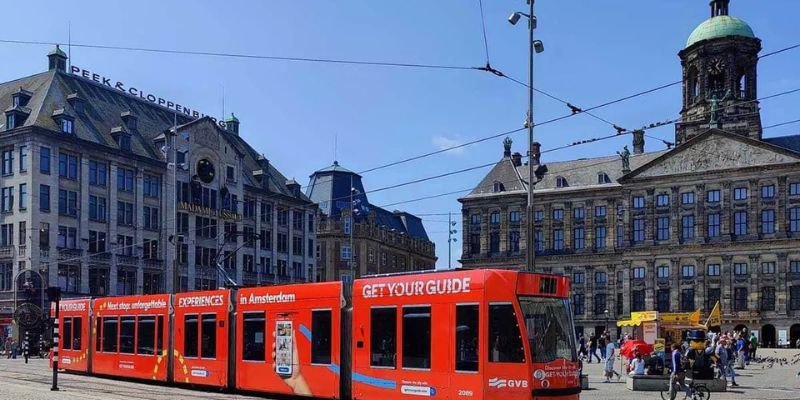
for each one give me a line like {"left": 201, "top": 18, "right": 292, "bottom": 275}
{"left": 117, "top": 255, "right": 139, "bottom": 266}
{"left": 17, "top": 245, "right": 26, "bottom": 257}
{"left": 143, "top": 259, "right": 164, "bottom": 269}
{"left": 89, "top": 253, "right": 112, "bottom": 263}
{"left": 0, "top": 246, "right": 14, "bottom": 259}
{"left": 57, "top": 248, "right": 82, "bottom": 261}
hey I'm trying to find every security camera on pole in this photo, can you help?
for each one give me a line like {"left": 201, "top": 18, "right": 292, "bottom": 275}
{"left": 508, "top": 1, "right": 544, "bottom": 271}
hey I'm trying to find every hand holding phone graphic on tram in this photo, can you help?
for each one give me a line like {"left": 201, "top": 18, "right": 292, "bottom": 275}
{"left": 272, "top": 321, "right": 312, "bottom": 396}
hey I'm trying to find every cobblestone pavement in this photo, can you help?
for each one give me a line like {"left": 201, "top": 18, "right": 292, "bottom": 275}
{"left": 0, "top": 349, "right": 798, "bottom": 399}
{"left": 580, "top": 348, "right": 800, "bottom": 400}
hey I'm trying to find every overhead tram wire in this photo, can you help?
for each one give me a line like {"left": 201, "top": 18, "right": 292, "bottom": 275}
{"left": 477, "top": 0, "right": 491, "bottom": 66}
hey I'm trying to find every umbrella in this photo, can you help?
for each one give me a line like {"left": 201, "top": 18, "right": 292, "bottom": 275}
{"left": 620, "top": 339, "right": 654, "bottom": 359}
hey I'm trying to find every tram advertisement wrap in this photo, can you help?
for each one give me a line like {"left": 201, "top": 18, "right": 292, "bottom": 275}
{"left": 532, "top": 360, "right": 581, "bottom": 390}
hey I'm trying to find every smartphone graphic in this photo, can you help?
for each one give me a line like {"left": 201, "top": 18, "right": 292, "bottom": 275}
{"left": 275, "top": 320, "right": 293, "bottom": 377}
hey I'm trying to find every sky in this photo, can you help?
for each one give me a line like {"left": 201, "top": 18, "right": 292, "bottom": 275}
{"left": 2, "top": 1, "right": 799, "bottom": 269}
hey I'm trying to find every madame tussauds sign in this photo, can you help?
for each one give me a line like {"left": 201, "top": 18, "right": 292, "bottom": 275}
{"left": 70, "top": 65, "right": 228, "bottom": 128}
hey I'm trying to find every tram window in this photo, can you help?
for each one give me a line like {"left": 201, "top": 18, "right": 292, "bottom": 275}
{"left": 102, "top": 317, "right": 119, "bottom": 353}
{"left": 456, "top": 304, "right": 479, "bottom": 372}
{"left": 311, "top": 310, "right": 332, "bottom": 364}
{"left": 184, "top": 314, "right": 199, "bottom": 358}
{"left": 201, "top": 314, "right": 216, "bottom": 359}
{"left": 488, "top": 304, "right": 524, "bottom": 363}
{"left": 242, "top": 312, "right": 266, "bottom": 361}
{"left": 63, "top": 318, "right": 73, "bottom": 351}
{"left": 73, "top": 317, "right": 82, "bottom": 350}
{"left": 402, "top": 306, "right": 431, "bottom": 369}
{"left": 157, "top": 315, "right": 164, "bottom": 355}
{"left": 370, "top": 307, "right": 396, "bottom": 368}
{"left": 137, "top": 316, "right": 156, "bottom": 355}
{"left": 95, "top": 318, "right": 102, "bottom": 352}
{"left": 120, "top": 316, "right": 136, "bottom": 354}
{"left": 519, "top": 297, "right": 577, "bottom": 363}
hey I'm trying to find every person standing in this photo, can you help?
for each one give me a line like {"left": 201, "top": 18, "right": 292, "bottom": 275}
{"left": 735, "top": 335, "right": 746, "bottom": 369}
{"left": 4, "top": 337, "right": 11, "bottom": 359}
{"left": 669, "top": 343, "right": 689, "bottom": 400}
{"left": 603, "top": 335, "right": 620, "bottom": 382}
{"left": 578, "top": 334, "right": 587, "bottom": 361}
{"left": 588, "top": 334, "right": 600, "bottom": 363}
{"left": 599, "top": 334, "right": 607, "bottom": 361}
{"left": 749, "top": 333, "right": 758, "bottom": 360}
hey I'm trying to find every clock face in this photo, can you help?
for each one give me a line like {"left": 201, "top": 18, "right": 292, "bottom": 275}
{"left": 197, "top": 159, "right": 215, "bottom": 183}
{"left": 707, "top": 57, "right": 726, "bottom": 75}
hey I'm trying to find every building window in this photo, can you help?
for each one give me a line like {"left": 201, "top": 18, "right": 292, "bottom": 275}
{"left": 790, "top": 183, "right": 800, "bottom": 196}
{"left": 552, "top": 209, "right": 564, "bottom": 221}
{"left": 489, "top": 232, "right": 500, "bottom": 254}
{"left": 790, "top": 207, "right": 800, "bottom": 233}
{"left": 58, "top": 189, "right": 78, "bottom": 217}
{"left": 707, "top": 288, "right": 721, "bottom": 311}
{"left": 707, "top": 263, "right": 721, "bottom": 276}
{"left": 343, "top": 215, "right": 351, "bottom": 234}
{"left": 0, "top": 224, "right": 12, "bottom": 246}
{"left": 18, "top": 183, "right": 26, "bottom": 210}
{"left": 260, "top": 202, "right": 272, "bottom": 224}
{"left": 0, "top": 187, "right": 12, "bottom": 213}
{"left": 58, "top": 153, "right": 78, "bottom": 180}
{"left": 734, "top": 262, "right": 748, "bottom": 276}
{"left": 88, "top": 195, "right": 107, "bottom": 222}
{"left": 470, "top": 213, "right": 480, "bottom": 225}
{"left": 143, "top": 174, "right": 160, "bottom": 198}
{"left": 61, "top": 118, "right": 74, "bottom": 134}
{"left": 656, "top": 193, "right": 670, "bottom": 207}
{"left": 707, "top": 213, "right": 721, "bottom": 238}
{"left": 226, "top": 165, "right": 236, "bottom": 182}
{"left": 534, "top": 230, "right": 544, "bottom": 252}
{"left": 761, "top": 286, "right": 775, "bottom": 311}
{"left": 656, "top": 289, "right": 670, "bottom": 312}
{"left": 761, "top": 262, "right": 776, "bottom": 274}
{"left": 657, "top": 265, "right": 670, "bottom": 279}
{"left": 88, "top": 160, "right": 107, "bottom": 187}
{"left": 791, "top": 286, "right": 800, "bottom": 311}
{"left": 88, "top": 231, "right": 106, "bottom": 253}
{"left": 143, "top": 206, "right": 160, "bottom": 230}
{"left": 595, "top": 206, "right": 606, "bottom": 217}
{"left": 340, "top": 245, "right": 352, "bottom": 261}
{"left": 707, "top": 189, "right": 721, "bottom": 203}
{"left": 143, "top": 239, "right": 159, "bottom": 259}
{"left": 733, "top": 288, "right": 748, "bottom": 311}
{"left": 5, "top": 114, "right": 15, "bottom": 130}
{"left": 117, "top": 201, "right": 134, "bottom": 226}
{"left": 733, "top": 211, "right": 748, "bottom": 236}
{"left": 277, "top": 234, "right": 288, "bottom": 254}
{"left": 292, "top": 236, "right": 304, "bottom": 256}
{"left": 681, "top": 289, "right": 695, "bottom": 312}
{"left": 509, "top": 231, "right": 520, "bottom": 253}
{"left": 573, "top": 207, "right": 585, "bottom": 220}
{"left": 572, "top": 272, "right": 585, "bottom": 284}
{"left": 631, "top": 290, "right": 645, "bottom": 312}
{"left": 556, "top": 176, "right": 568, "bottom": 188}
{"left": 18, "top": 145, "right": 27, "bottom": 172}
{"left": 761, "top": 209, "right": 775, "bottom": 234}
{"left": 490, "top": 212, "right": 500, "bottom": 225}
{"left": 117, "top": 270, "right": 136, "bottom": 295}
{"left": 632, "top": 218, "right": 645, "bottom": 242}
{"left": 632, "top": 196, "right": 645, "bottom": 209}
{"left": 616, "top": 224, "right": 624, "bottom": 248}
{"left": 572, "top": 294, "right": 584, "bottom": 315}
{"left": 657, "top": 216, "right": 670, "bottom": 241}
{"left": 790, "top": 261, "right": 800, "bottom": 273}
{"left": 733, "top": 187, "right": 748, "bottom": 201}
{"left": 595, "top": 271, "right": 607, "bottom": 285}
{"left": 681, "top": 265, "right": 695, "bottom": 278}
{"left": 40, "top": 146, "right": 51, "bottom": 174}
{"left": 598, "top": 172, "right": 611, "bottom": 184}
{"left": 594, "top": 294, "right": 607, "bottom": 316}
{"left": 595, "top": 226, "right": 606, "bottom": 249}
{"left": 469, "top": 233, "right": 480, "bottom": 255}
{"left": 761, "top": 184, "right": 775, "bottom": 199}
{"left": 681, "top": 192, "right": 695, "bottom": 205}
{"left": 617, "top": 293, "right": 624, "bottom": 315}
{"left": 509, "top": 211, "right": 521, "bottom": 223}
{"left": 58, "top": 265, "right": 81, "bottom": 293}
{"left": 1, "top": 149, "right": 13, "bottom": 176}
{"left": 553, "top": 229, "right": 564, "bottom": 250}
{"left": 117, "top": 167, "right": 134, "bottom": 192}
{"left": 682, "top": 215, "right": 695, "bottom": 240}
{"left": 632, "top": 267, "right": 645, "bottom": 279}
{"left": 117, "top": 235, "right": 134, "bottom": 256}
{"left": 57, "top": 226, "right": 77, "bottom": 249}
{"left": 40, "top": 223, "right": 50, "bottom": 248}
{"left": 534, "top": 210, "right": 544, "bottom": 222}
{"left": 292, "top": 211, "right": 304, "bottom": 231}
{"left": 573, "top": 227, "right": 585, "bottom": 250}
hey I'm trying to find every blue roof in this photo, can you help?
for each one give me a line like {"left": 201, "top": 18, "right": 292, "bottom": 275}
{"left": 306, "top": 162, "right": 430, "bottom": 241}
{"left": 764, "top": 134, "right": 800, "bottom": 153}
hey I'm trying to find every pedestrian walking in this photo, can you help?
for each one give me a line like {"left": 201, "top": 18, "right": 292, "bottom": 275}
{"left": 599, "top": 334, "right": 607, "bottom": 361}
{"left": 603, "top": 335, "right": 620, "bottom": 382}
{"left": 588, "top": 334, "right": 600, "bottom": 363}
{"left": 669, "top": 343, "right": 690, "bottom": 400}
{"left": 578, "top": 335, "right": 587, "bottom": 361}
{"left": 3, "top": 337, "right": 11, "bottom": 359}
{"left": 749, "top": 333, "right": 758, "bottom": 359}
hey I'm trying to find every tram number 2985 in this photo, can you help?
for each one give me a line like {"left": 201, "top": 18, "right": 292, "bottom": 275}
{"left": 458, "top": 390, "right": 474, "bottom": 396}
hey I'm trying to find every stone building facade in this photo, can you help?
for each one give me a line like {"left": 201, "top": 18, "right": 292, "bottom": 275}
{"left": 459, "top": 0, "right": 800, "bottom": 347}
{"left": 306, "top": 162, "right": 436, "bottom": 281}
{"left": 0, "top": 48, "right": 317, "bottom": 325}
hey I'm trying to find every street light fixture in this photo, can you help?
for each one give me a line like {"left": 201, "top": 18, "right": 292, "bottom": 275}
{"left": 509, "top": 0, "right": 544, "bottom": 272}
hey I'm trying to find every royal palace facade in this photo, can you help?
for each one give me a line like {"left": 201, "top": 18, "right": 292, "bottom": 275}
{"left": 0, "top": 47, "right": 319, "bottom": 325}
{"left": 459, "top": 0, "right": 800, "bottom": 347}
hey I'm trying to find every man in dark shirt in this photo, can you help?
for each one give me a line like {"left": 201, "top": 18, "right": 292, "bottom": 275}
{"left": 588, "top": 334, "right": 600, "bottom": 363}
{"left": 669, "top": 343, "right": 689, "bottom": 400}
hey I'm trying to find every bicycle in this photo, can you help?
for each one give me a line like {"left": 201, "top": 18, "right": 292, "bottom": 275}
{"left": 660, "top": 373, "right": 710, "bottom": 400}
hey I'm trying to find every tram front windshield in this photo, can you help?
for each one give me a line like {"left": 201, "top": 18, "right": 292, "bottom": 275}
{"left": 518, "top": 296, "right": 577, "bottom": 363}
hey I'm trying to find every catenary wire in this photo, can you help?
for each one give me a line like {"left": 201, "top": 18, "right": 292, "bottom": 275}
{"left": 477, "top": 0, "right": 491, "bottom": 65}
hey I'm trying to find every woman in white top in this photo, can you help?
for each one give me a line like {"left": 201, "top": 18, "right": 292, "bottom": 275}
{"left": 629, "top": 352, "right": 646, "bottom": 376}
{"left": 604, "top": 336, "right": 621, "bottom": 382}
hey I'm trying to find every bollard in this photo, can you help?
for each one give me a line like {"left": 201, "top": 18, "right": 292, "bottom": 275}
{"left": 47, "top": 286, "right": 60, "bottom": 391}
{"left": 23, "top": 330, "right": 29, "bottom": 364}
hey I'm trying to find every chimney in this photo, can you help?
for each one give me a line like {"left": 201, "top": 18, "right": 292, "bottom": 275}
{"left": 47, "top": 45, "right": 67, "bottom": 72}
{"left": 511, "top": 152, "right": 522, "bottom": 167}
{"left": 225, "top": 113, "right": 240, "bottom": 135}
{"left": 632, "top": 129, "right": 645, "bottom": 154}
{"left": 503, "top": 137, "right": 513, "bottom": 157}
{"left": 531, "top": 142, "right": 541, "bottom": 165}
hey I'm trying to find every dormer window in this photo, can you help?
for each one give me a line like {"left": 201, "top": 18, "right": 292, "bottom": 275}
{"left": 11, "top": 89, "right": 32, "bottom": 108}
{"left": 52, "top": 110, "right": 75, "bottom": 135}
{"left": 556, "top": 176, "right": 569, "bottom": 188}
{"left": 598, "top": 172, "right": 612, "bottom": 184}
{"left": 493, "top": 181, "right": 505, "bottom": 193}
{"left": 61, "top": 118, "right": 73, "bottom": 134}
{"left": 110, "top": 126, "right": 131, "bottom": 152}
{"left": 5, "top": 114, "right": 15, "bottom": 130}
{"left": 121, "top": 111, "right": 138, "bottom": 131}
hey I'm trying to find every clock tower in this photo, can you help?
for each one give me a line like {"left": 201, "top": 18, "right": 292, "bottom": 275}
{"left": 675, "top": 0, "right": 762, "bottom": 145}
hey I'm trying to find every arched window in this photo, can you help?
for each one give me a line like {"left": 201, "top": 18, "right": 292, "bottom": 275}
{"left": 597, "top": 172, "right": 612, "bottom": 184}
{"left": 736, "top": 73, "right": 747, "bottom": 99}
{"left": 493, "top": 181, "right": 505, "bottom": 193}
{"left": 556, "top": 176, "right": 569, "bottom": 188}
{"left": 687, "top": 67, "right": 699, "bottom": 102}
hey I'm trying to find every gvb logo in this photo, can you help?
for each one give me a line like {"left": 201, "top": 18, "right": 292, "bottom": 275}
{"left": 488, "top": 377, "right": 528, "bottom": 389}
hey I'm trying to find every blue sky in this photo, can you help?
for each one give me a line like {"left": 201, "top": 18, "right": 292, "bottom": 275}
{"left": 2, "top": 1, "right": 798, "bottom": 269}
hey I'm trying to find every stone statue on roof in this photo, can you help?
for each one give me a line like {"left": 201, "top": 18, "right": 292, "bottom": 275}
{"left": 617, "top": 145, "right": 631, "bottom": 172}
{"left": 708, "top": 88, "right": 731, "bottom": 128}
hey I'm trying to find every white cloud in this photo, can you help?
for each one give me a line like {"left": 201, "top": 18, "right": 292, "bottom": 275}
{"left": 432, "top": 135, "right": 466, "bottom": 155}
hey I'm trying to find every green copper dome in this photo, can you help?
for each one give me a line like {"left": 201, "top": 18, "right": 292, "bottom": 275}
{"left": 686, "top": 16, "right": 755, "bottom": 48}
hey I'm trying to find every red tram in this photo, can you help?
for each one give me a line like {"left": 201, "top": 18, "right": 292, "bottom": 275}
{"left": 53, "top": 269, "right": 581, "bottom": 399}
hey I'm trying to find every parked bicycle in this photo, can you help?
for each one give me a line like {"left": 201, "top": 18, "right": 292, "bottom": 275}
{"left": 660, "top": 377, "right": 710, "bottom": 400}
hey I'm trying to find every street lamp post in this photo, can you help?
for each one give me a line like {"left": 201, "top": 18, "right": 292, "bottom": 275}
{"left": 604, "top": 309, "right": 610, "bottom": 334}
{"left": 447, "top": 212, "right": 458, "bottom": 269}
{"left": 509, "top": 1, "right": 544, "bottom": 272}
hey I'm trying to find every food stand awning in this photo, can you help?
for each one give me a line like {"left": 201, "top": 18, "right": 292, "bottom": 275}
{"left": 616, "top": 309, "right": 705, "bottom": 329}
{"left": 616, "top": 311, "right": 658, "bottom": 327}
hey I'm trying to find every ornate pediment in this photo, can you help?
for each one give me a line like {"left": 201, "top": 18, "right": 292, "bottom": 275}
{"left": 628, "top": 130, "right": 800, "bottom": 179}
